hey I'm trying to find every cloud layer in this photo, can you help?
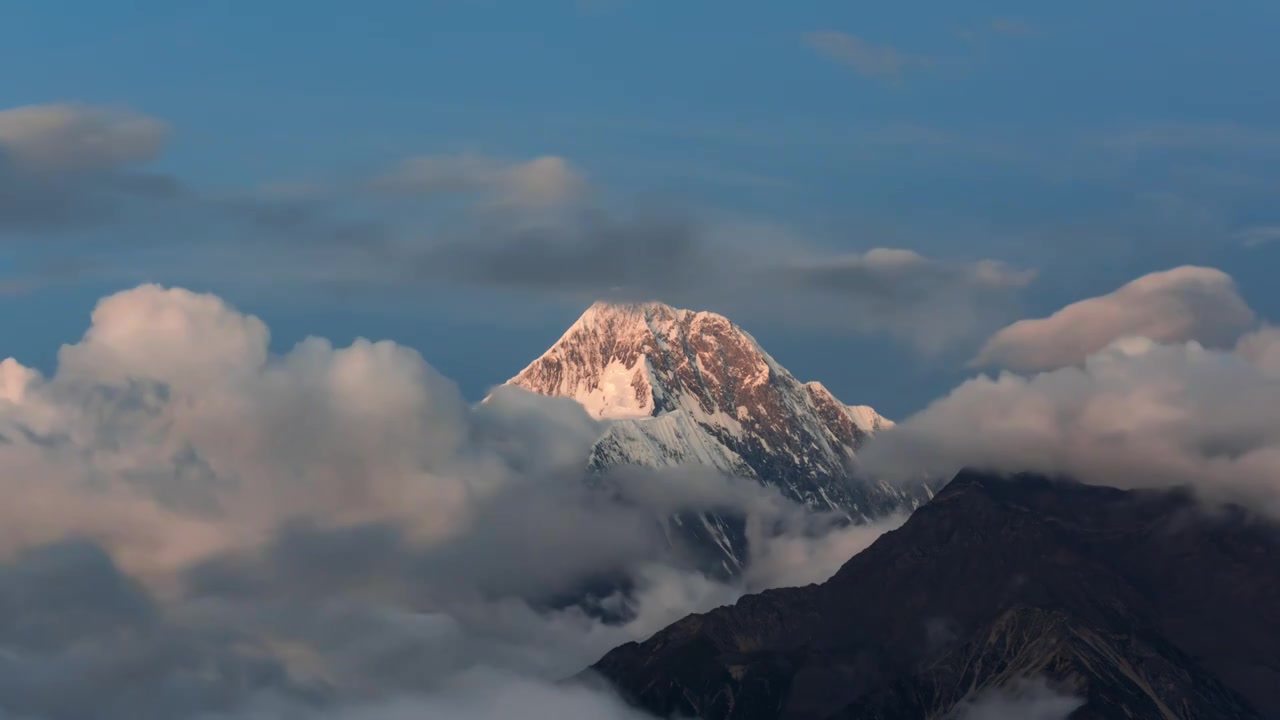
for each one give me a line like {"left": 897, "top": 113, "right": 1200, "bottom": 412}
{"left": 0, "top": 102, "right": 1037, "bottom": 358}
{"left": 779, "top": 248, "right": 1035, "bottom": 354}
{"left": 0, "top": 284, "right": 895, "bottom": 718}
{"left": 410, "top": 206, "right": 1034, "bottom": 354}
{"left": 0, "top": 104, "right": 178, "bottom": 232}
{"left": 372, "top": 154, "right": 586, "bottom": 208}
{"left": 864, "top": 268, "right": 1280, "bottom": 517}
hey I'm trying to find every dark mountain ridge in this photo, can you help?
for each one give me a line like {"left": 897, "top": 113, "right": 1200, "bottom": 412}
{"left": 586, "top": 470, "right": 1280, "bottom": 719}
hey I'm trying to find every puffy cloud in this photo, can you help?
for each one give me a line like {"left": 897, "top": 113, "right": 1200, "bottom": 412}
{"left": 0, "top": 286, "right": 474, "bottom": 576}
{"left": 864, "top": 328, "right": 1280, "bottom": 516}
{"left": 973, "top": 266, "right": 1256, "bottom": 371}
{"left": 0, "top": 357, "right": 39, "bottom": 403}
{"left": 56, "top": 283, "right": 270, "bottom": 386}
{"left": 0, "top": 283, "right": 895, "bottom": 718}
{"left": 1235, "top": 325, "right": 1280, "bottom": 376}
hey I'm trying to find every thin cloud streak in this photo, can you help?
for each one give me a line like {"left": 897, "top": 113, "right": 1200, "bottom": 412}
{"left": 804, "top": 31, "right": 928, "bottom": 82}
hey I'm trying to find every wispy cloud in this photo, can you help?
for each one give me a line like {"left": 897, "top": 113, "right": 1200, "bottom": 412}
{"left": 804, "top": 31, "right": 928, "bottom": 83}
{"left": 0, "top": 103, "right": 182, "bottom": 233}
{"left": 1236, "top": 225, "right": 1280, "bottom": 248}
{"left": 371, "top": 153, "right": 586, "bottom": 208}
{"left": 404, "top": 202, "right": 1035, "bottom": 355}
{"left": 1099, "top": 123, "right": 1280, "bottom": 153}
{"left": 862, "top": 271, "right": 1280, "bottom": 518}
{"left": 0, "top": 100, "right": 1037, "bottom": 358}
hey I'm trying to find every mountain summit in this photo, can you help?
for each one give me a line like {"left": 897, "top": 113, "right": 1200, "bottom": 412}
{"left": 510, "top": 301, "right": 887, "bottom": 427}
{"left": 506, "top": 301, "right": 929, "bottom": 572}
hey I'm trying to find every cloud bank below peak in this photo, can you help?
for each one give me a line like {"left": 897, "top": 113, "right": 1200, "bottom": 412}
{"left": 0, "top": 282, "right": 903, "bottom": 719}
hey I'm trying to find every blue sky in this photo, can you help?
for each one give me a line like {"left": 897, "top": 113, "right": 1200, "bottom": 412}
{"left": 3, "top": 1, "right": 1280, "bottom": 416}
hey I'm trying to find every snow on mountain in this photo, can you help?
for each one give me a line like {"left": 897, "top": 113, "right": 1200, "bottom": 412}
{"left": 505, "top": 301, "right": 929, "bottom": 573}
{"left": 589, "top": 409, "right": 752, "bottom": 476}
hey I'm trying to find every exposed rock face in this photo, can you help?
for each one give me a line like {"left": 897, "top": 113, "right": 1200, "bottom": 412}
{"left": 506, "top": 301, "right": 931, "bottom": 573}
{"left": 587, "top": 471, "right": 1280, "bottom": 719}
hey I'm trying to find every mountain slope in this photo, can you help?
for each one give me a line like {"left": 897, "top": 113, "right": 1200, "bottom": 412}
{"left": 586, "top": 471, "right": 1280, "bottom": 719}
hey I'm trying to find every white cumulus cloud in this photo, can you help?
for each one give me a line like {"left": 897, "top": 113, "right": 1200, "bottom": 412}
{"left": 974, "top": 266, "right": 1256, "bottom": 371}
{"left": 864, "top": 270, "right": 1280, "bottom": 517}
{"left": 0, "top": 283, "right": 895, "bottom": 719}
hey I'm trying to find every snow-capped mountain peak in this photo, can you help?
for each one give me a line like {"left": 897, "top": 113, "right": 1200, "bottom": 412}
{"left": 507, "top": 302, "right": 912, "bottom": 506}
{"left": 504, "top": 300, "right": 931, "bottom": 574}
{"left": 508, "top": 301, "right": 778, "bottom": 421}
